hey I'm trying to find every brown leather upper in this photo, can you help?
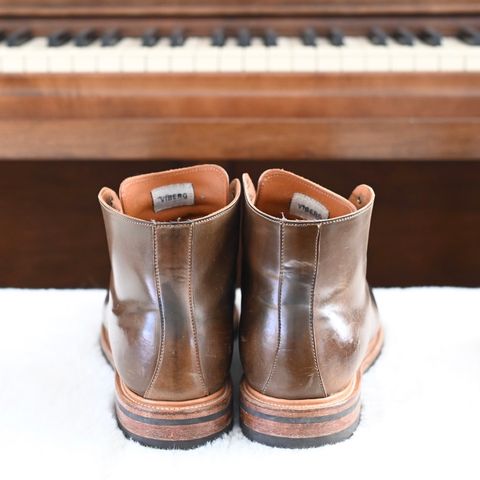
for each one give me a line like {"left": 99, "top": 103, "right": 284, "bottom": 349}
{"left": 99, "top": 165, "right": 241, "bottom": 401}
{"left": 240, "top": 169, "right": 380, "bottom": 400}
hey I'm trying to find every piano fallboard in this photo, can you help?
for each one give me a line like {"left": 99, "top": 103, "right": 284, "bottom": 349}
{"left": 0, "top": 72, "right": 479, "bottom": 161}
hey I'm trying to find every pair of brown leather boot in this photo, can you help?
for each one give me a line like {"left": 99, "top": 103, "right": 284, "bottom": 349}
{"left": 98, "top": 165, "right": 383, "bottom": 449}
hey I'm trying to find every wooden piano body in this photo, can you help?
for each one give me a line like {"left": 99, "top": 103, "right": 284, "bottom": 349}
{"left": 0, "top": 0, "right": 479, "bottom": 287}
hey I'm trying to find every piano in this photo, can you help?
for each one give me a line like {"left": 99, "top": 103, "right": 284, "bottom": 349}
{"left": 0, "top": 0, "right": 479, "bottom": 287}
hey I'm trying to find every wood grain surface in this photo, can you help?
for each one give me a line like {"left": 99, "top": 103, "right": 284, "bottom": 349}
{"left": 1, "top": 160, "right": 479, "bottom": 288}
{"left": 1, "top": 74, "right": 479, "bottom": 161}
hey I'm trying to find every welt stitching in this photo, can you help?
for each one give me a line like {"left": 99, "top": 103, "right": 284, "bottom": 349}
{"left": 309, "top": 225, "right": 327, "bottom": 398}
{"left": 188, "top": 223, "right": 209, "bottom": 396}
{"left": 119, "top": 387, "right": 230, "bottom": 412}
{"left": 145, "top": 225, "right": 166, "bottom": 398}
{"left": 262, "top": 221, "right": 284, "bottom": 394}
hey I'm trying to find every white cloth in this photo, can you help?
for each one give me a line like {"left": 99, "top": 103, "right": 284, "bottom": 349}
{"left": 0, "top": 288, "right": 478, "bottom": 480}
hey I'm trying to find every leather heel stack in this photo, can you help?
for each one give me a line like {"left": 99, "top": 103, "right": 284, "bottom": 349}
{"left": 115, "top": 375, "right": 233, "bottom": 449}
{"left": 239, "top": 379, "right": 362, "bottom": 448}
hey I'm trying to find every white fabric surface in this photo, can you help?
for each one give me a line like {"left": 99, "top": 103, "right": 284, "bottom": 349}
{"left": 0, "top": 288, "right": 478, "bottom": 480}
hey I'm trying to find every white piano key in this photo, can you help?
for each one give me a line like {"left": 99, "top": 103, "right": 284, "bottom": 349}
{"left": 1, "top": 56, "right": 24, "bottom": 72}
{"left": 365, "top": 50, "right": 390, "bottom": 71}
{"left": 120, "top": 38, "right": 146, "bottom": 72}
{"left": 96, "top": 39, "right": 126, "bottom": 73}
{"left": 466, "top": 49, "right": 480, "bottom": 72}
{"left": 47, "top": 41, "right": 75, "bottom": 73}
{"left": 170, "top": 38, "right": 197, "bottom": 72}
{"left": 315, "top": 42, "right": 341, "bottom": 72}
{"left": 219, "top": 39, "right": 244, "bottom": 72}
{"left": 414, "top": 44, "right": 441, "bottom": 72}
{"left": 360, "top": 38, "right": 391, "bottom": 72}
{"left": 72, "top": 41, "right": 100, "bottom": 72}
{"left": 439, "top": 38, "right": 466, "bottom": 71}
{"left": 0, "top": 43, "right": 26, "bottom": 73}
{"left": 387, "top": 45, "right": 416, "bottom": 72}
{"left": 194, "top": 37, "right": 220, "bottom": 72}
{"left": 23, "top": 38, "right": 49, "bottom": 73}
{"left": 341, "top": 37, "right": 369, "bottom": 72}
{"left": 244, "top": 38, "right": 267, "bottom": 72}
{"left": 97, "top": 56, "right": 121, "bottom": 72}
{"left": 290, "top": 38, "right": 317, "bottom": 72}
{"left": 267, "top": 37, "right": 292, "bottom": 72}
{"left": 145, "top": 38, "right": 171, "bottom": 72}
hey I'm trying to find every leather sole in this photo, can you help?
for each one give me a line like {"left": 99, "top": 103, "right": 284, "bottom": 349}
{"left": 239, "top": 326, "right": 384, "bottom": 448}
{"left": 100, "top": 325, "right": 233, "bottom": 449}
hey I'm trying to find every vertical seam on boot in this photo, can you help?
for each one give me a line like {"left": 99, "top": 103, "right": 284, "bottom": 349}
{"left": 262, "top": 221, "right": 284, "bottom": 394}
{"left": 145, "top": 224, "right": 166, "bottom": 398}
{"left": 310, "top": 224, "right": 328, "bottom": 397}
{"left": 188, "top": 223, "right": 209, "bottom": 396}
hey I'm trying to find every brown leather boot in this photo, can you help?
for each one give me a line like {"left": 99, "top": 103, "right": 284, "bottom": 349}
{"left": 98, "top": 165, "right": 240, "bottom": 449}
{"left": 239, "top": 169, "right": 383, "bottom": 448}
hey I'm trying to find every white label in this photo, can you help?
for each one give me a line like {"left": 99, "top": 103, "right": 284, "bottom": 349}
{"left": 289, "top": 192, "right": 329, "bottom": 220}
{"left": 151, "top": 183, "right": 195, "bottom": 213}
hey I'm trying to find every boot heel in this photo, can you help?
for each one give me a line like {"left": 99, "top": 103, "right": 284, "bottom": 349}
{"left": 240, "top": 327, "right": 384, "bottom": 448}
{"left": 239, "top": 378, "right": 362, "bottom": 449}
{"left": 115, "top": 375, "right": 233, "bottom": 449}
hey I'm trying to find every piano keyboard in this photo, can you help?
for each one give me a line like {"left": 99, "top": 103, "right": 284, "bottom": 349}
{"left": 0, "top": 27, "right": 479, "bottom": 73}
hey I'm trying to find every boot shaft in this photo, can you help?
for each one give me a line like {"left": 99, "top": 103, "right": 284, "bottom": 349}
{"left": 99, "top": 165, "right": 241, "bottom": 401}
{"left": 240, "top": 169, "right": 380, "bottom": 399}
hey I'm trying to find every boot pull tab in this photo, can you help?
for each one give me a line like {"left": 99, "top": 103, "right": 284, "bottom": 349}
{"left": 99, "top": 187, "right": 124, "bottom": 213}
{"left": 348, "top": 185, "right": 374, "bottom": 210}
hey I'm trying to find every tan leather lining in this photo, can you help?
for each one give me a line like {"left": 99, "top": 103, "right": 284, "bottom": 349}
{"left": 253, "top": 169, "right": 356, "bottom": 220}
{"left": 244, "top": 169, "right": 376, "bottom": 221}
{"left": 116, "top": 165, "right": 230, "bottom": 222}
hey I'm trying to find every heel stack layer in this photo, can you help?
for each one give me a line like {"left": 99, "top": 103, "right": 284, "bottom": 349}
{"left": 115, "top": 375, "right": 233, "bottom": 449}
{"left": 240, "top": 378, "right": 361, "bottom": 448}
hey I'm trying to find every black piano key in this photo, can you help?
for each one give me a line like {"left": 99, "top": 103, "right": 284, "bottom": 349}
{"left": 48, "top": 30, "right": 71, "bottom": 47}
{"left": 301, "top": 27, "right": 317, "bottom": 47}
{"left": 458, "top": 27, "right": 480, "bottom": 46}
{"left": 368, "top": 27, "right": 388, "bottom": 46}
{"left": 237, "top": 28, "right": 251, "bottom": 47}
{"left": 0, "top": 30, "right": 5, "bottom": 42}
{"left": 142, "top": 28, "right": 160, "bottom": 47}
{"left": 170, "top": 28, "right": 185, "bottom": 47}
{"left": 419, "top": 27, "right": 442, "bottom": 46}
{"left": 393, "top": 27, "right": 415, "bottom": 46}
{"left": 74, "top": 29, "right": 98, "bottom": 47}
{"left": 211, "top": 28, "right": 226, "bottom": 47}
{"left": 101, "top": 29, "right": 122, "bottom": 47}
{"left": 6, "top": 28, "right": 32, "bottom": 47}
{"left": 264, "top": 29, "right": 278, "bottom": 47}
{"left": 328, "top": 28, "right": 344, "bottom": 46}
